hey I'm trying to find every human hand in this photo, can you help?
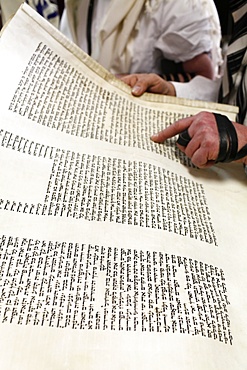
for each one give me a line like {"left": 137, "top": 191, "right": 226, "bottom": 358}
{"left": 151, "top": 111, "right": 247, "bottom": 168}
{"left": 119, "top": 73, "right": 176, "bottom": 97}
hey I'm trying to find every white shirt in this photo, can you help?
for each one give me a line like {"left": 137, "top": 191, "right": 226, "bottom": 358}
{"left": 60, "top": 0, "right": 222, "bottom": 76}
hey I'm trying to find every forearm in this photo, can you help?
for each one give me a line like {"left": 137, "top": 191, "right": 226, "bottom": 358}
{"left": 182, "top": 53, "right": 215, "bottom": 80}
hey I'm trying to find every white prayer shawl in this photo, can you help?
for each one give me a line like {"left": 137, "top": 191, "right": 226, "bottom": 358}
{"left": 65, "top": 0, "right": 147, "bottom": 73}
{"left": 62, "top": 0, "right": 222, "bottom": 76}
{"left": 0, "top": 0, "right": 59, "bottom": 28}
{"left": 94, "top": 0, "right": 148, "bottom": 72}
{"left": 0, "top": 0, "right": 25, "bottom": 24}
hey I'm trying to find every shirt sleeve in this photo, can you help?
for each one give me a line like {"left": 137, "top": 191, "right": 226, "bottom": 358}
{"left": 171, "top": 76, "right": 222, "bottom": 102}
{"left": 155, "top": 2, "right": 214, "bottom": 63}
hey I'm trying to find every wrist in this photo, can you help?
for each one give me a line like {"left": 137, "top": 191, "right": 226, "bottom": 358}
{"left": 165, "top": 82, "right": 176, "bottom": 96}
{"left": 233, "top": 121, "right": 247, "bottom": 164}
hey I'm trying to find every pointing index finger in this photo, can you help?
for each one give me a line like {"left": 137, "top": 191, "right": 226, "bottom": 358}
{"left": 151, "top": 116, "right": 194, "bottom": 143}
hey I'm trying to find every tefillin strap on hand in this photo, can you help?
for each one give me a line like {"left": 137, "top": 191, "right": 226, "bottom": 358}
{"left": 177, "top": 129, "right": 191, "bottom": 146}
{"left": 177, "top": 113, "right": 247, "bottom": 163}
{"left": 213, "top": 113, "right": 247, "bottom": 163}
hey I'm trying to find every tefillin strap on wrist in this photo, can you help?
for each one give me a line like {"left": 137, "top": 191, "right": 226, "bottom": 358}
{"left": 213, "top": 113, "right": 247, "bottom": 162}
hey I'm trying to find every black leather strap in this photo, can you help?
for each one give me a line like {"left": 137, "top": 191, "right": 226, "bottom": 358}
{"left": 213, "top": 113, "right": 238, "bottom": 162}
{"left": 177, "top": 129, "right": 191, "bottom": 146}
{"left": 86, "top": 0, "right": 95, "bottom": 56}
{"left": 213, "top": 114, "right": 229, "bottom": 162}
{"left": 234, "top": 144, "right": 247, "bottom": 160}
{"left": 176, "top": 113, "right": 247, "bottom": 163}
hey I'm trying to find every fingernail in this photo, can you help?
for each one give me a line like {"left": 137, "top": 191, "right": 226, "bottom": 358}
{"left": 132, "top": 86, "right": 141, "bottom": 94}
{"left": 150, "top": 134, "right": 158, "bottom": 141}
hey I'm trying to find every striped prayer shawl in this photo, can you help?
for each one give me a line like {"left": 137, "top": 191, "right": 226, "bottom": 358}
{"left": 221, "top": 0, "right": 247, "bottom": 126}
{"left": 26, "top": 0, "right": 59, "bottom": 27}
{"left": 237, "top": 64, "right": 247, "bottom": 125}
